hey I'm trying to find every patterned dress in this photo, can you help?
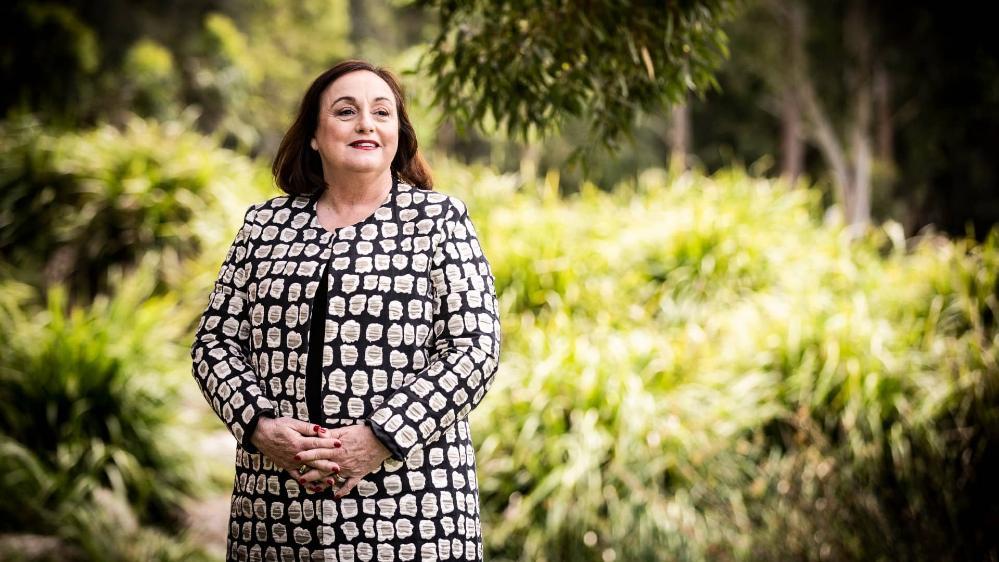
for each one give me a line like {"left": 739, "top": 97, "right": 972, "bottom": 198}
{"left": 191, "top": 177, "right": 501, "bottom": 562}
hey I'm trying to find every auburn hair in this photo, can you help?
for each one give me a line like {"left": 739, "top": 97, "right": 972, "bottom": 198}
{"left": 272, "top": 60, "right": 433, "bottom": 194}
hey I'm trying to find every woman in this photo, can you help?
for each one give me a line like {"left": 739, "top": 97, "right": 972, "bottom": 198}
{"left": 191, "top": 60, "right": 501, "bottom": 562}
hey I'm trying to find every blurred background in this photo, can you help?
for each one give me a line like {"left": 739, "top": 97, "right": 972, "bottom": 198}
{"left": 1, "top": 0, "right": 996, "bottom": 560}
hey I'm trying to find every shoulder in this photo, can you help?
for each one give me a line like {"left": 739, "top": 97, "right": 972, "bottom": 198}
{"left": 396, "top": 181, "right": 469, "bottom": 224}
{"left": 243, "top": 193, "right": 313, "bottom": 225}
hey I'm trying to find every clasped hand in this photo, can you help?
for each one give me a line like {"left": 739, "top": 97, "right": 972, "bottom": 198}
{"left": 250, "top": 416, "right": 391, "bottom": 498}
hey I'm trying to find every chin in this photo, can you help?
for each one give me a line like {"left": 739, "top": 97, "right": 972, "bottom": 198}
{"left": 341, "top": 162, "right": 391, "bottom": 175}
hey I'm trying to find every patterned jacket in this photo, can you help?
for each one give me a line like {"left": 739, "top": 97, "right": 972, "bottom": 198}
{"left": 191, "top": 178, "right": 500, "bottom": 560}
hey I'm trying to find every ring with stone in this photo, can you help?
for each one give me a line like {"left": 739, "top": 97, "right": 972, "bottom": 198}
{"left": 297, "top": 464, "right": 309, "bottom": 475}
{"left": 333, "top": 474, "right": 347, "bottom": 485}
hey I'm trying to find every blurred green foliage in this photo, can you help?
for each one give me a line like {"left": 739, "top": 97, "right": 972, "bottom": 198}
{"left": 189, "top": 2, "right": 351, "bottom": 152}
{"left": 4, "top": 1, "right": 997, "bottom": 234}
{"left": 0, "top": 116, "right": 269, "bottom": 300}
{"left": 417, "top": 0, "right": 734, "bottom": 147}
{"left": 1, "top": 0, "right": 349, "bottom": 153}
{"left": 0, "top": 264, "right": 212, "bottom": 560}
{"left": 0, "top": 118, "right": 995, "bottom": 560}
{"left": 449, "top": 166, "right": 999, "bottom": 561}
{"left": 0, "top": 117, "right": 273, "bottom": 558}
{"left": 1, "top": 0, "right": 997, "bottom": 557}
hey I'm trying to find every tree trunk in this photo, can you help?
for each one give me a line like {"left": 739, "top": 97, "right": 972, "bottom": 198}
{"left": 844, "top": 0, "right": 873, "bottom": 233}
{"left": 799, "top": 80, "right": 850, "bottom": 212}
{"left": 780, "top": 91, "right": 804, "bottom": 186}
{"left": 873, "top": 61, "right": 893, "bottom": 163}
{"left": 847, "top": 97, "right": 872, "bottom": 233}
{"left": 794, "top": 0, "right": 876, "bottom": 235}
{"left": 668, "top": 97, "right": 690, "bottom": 172}
{"left": 780, "top": 0, "right": 805, "bottom": 187}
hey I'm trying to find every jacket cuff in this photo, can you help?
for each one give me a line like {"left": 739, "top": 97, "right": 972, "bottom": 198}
{"left": 236, "top": 404, "right": 276, "bottom": 454}
{"left": 367, "top": 415, "right": 408, "bottom": 462}
{"left": 366, "top": 407, "right": 419, "bottom": 462}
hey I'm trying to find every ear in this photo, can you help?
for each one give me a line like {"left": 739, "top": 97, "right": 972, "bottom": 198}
{"left": 310, "top": 138, "right": 318, "bottom": 151}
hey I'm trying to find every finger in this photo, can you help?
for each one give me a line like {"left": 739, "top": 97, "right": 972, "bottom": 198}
{"left": 289, "top": 470, "right": 330, "bottom": 494}
{"left": 293, "top": 451, "right": 343, "bottom": 475}
{"left": 308, "top": 460, "right": 342, "bottom": 474}
{"left": 300, "top": 435, "right": 342, "bottom": 450}
{"left": 286, "top": 465, "right": 314, "bottom": 481}
{"left": 288, "top": 418, "right": 328, "bottom": 437}
{"left": 334, "top": 476, "right": 362, "bottom": 499}
{"left": 294, "top": 468, "right": 329, "bottom": 484}
{"left": 293, "top": 448, "right": 343, "bottom": 465}
{"left": 285, "top": 417, "right": 312, "bottom": 434}
{"left": 286, "top": 468, "right": 305, "bottom": 483}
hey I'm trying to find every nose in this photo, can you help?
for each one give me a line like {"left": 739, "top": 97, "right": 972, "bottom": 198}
{"left": 356, "top": 110, "right": 374, "bottom": 133}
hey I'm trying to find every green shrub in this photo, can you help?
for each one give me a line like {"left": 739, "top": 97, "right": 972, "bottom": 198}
{"left": 0, "top": 116, "right": 269, "bottom": 300}
{"left": 455, "top": 165, "right": 999, "bottom": 561}
{"left": 0, "top": 263, "right": 196, "bottom": 536}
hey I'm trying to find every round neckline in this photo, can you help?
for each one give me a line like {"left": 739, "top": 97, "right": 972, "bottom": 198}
{"left": 309, "top": 174, "right": 398, "bottom": 238}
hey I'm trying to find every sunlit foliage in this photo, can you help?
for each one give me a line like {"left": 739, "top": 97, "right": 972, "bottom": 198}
{"left": 0, "top": 264, "right": 212, "bottom": 560}
{"left": 447, "top": 165, "right": 999, "bottom": 561}
{"left": 1, "top": 124, "right": 995, "bottom": 560}
{"left": 418, "top": 0, "right": 735, "bottom": 147}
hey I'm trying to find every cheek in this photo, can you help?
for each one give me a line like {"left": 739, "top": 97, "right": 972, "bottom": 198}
{"left": 314, "top": 124, "right": 335, "bottom": 145}
{"left": 383, "top": 129, "right": 400, "bottom": 154}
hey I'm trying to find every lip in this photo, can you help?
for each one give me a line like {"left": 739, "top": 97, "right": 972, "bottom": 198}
{"left": 348, "top": 140, "right": 380, "bottom": 149}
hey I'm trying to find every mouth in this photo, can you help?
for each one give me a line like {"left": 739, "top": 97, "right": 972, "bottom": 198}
{"left": 348, "top": 140, "right": 379, "bottom": 149}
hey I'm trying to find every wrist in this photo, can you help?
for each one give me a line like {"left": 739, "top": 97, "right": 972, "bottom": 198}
{"left": 366, "top": 417, "right": 406, "bottom": 462}
{"left": 250, "top": 414, "right": 275, "bottom": 449}
{"left": 365, "top": 425, "right": 392, "bottom": 462}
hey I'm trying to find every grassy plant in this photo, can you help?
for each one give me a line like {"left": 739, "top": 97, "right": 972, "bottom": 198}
{"left": 0, "top": 262, "right": 196, "bottom": 535}
{"left": 0, "top": 116, "right": 271, "bottom": 300}
{"left": 4, "top": 131, "right": 995, "bottom": 560}
{"left": 453, "top": 164, "right": 999, "bottom": 561}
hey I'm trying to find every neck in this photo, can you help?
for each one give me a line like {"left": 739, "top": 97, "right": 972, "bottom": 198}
{"left": 318, "top": 169, "right": 393, "bottom": 210}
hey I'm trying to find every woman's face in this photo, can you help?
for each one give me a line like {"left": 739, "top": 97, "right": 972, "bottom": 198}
{"left": 311, "top": 70, "right": 399, "bottom": 180}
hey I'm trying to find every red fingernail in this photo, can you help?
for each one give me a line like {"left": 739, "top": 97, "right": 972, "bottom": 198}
{"left": 293, "top": 454, "right": 301, "bottom": 461}
{"left": 313, "top": 425, "right": 320, "bottom": 432}
{"left": 298, "top": 478, "right": 306, "bottom": 484}
{"left": 334, "top": 442, "right": 341, "bottom": 448}
{"left": 331, "top": 467, "right": 339, "bottom": 473}
{"left": 326, "top": 479, "right": 334, "bottom": 485}
{"left": 318, "top": 427, "right": 326, "bottom": 433}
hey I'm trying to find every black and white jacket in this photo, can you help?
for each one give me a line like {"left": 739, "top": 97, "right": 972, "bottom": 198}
{"left": 191, "top": 177, "right": 501, "bottom": 561}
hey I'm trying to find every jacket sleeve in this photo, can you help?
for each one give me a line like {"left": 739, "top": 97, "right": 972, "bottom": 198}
{"left": 367, "top": 197, "right": 501, "bottom": 462}
{"left": 191, "top": 204, "right": 276, "bottom": 453}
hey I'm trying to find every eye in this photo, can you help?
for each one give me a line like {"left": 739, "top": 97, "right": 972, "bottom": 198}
{"left": 336, "top": 107, "right": 356, "bottom": 117}
{"left": 375, "top": 109, "right": 391, "bottom": 117}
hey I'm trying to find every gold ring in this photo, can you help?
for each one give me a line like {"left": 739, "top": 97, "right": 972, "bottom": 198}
{"left": 333, "top": 474, "right": 347, "bottom": 485}
{"left": 297, "top": 464, "right": 309, "bottom": 475}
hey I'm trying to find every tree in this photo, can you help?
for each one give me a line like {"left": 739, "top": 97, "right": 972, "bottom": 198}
{"left": 417, "top": 0, "right": 736, "bottom": 149}
{"left": 684, "top": 0, "right": 999, "bottom": 236}
{"left": 684, "top": 0, "right": 879, "bottom": 232}
{"left": 789, "top": 0, "right": 878, "bottom": 235}
{"left": 0, "top": 0, "right": 350, "bottom": 154}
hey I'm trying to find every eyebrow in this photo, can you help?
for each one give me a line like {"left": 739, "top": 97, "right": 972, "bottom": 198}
{"left": 330, "top": 95, "right": 393, "bottom": 107}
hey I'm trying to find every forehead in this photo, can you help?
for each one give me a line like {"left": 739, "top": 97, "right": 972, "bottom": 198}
{"left": 321, "top": 70, "right": 396, "bottom": 105}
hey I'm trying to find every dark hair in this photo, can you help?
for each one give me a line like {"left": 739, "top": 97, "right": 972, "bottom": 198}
{"left": 272, "top": 60, "right": 433, "bottom": 194}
